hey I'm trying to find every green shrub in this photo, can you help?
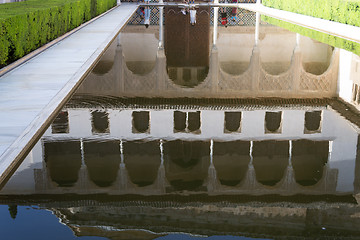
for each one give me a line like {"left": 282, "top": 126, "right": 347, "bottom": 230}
{"left": 262, "top": 15, "right": 360, "bottom": 56}
{"left": 0, "top": 0, "right": 116, "bottom": 66}
{"left": 262, "top": 0, "right": 360, "bottom": 27}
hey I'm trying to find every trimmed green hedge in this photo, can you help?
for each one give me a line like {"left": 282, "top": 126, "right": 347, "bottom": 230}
{"left": 262, "top": 15, "right": 360, "bottom": 56}
{"left": 0, "top": 0, "right": 116, "bottom": 66}
{"left": 262, "top": 0, "right": 360, "bottom": 27}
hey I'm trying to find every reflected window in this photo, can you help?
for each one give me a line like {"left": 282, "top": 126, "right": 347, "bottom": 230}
{"left": 174, "top": 111, "right": 201, "bottom": 133}
{"left": 132, "top": 111, "right": 150, "bottom": 133}
{"left": 91, "top": 110, "right": 109, "bottom": 134}
{"left": 265, "top": 111, "right": 282, "bottom": 134}
{"left": 224, "top": 112, "right": 241, "bottom": 133}
{"left": 304, "top": 111, "right": 322, "bottom": 133}
{"left": 51, "top": 111, "right": 69, "bottom": 134}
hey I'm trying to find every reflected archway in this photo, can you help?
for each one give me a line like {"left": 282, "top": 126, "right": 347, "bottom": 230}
{"left": 292, "top": 140, "right": 328, "bottom": 186}
{"left": 213, "top": 141, "right": 250, "bottom": 186}
{"left": 259, "top": 30, "right": 296, "bottom": 75}
{"left": 163, "top": 140, "right": 210, "bottom": 191}
{"left": 84, "top": 140, "right": 120, "bottom": 187}
{"left": 252, "top": 141, "right": 289, "bottom": 186}
{"left": 301, "top": 37, "right": 333, "bottom": 75}
{"left": 123, "top": 141, "right": 161, "bottom": 187}
{"left": 44, "top": 141, "right": 81, "bottom": 187}
{"left": 92, "top": 40, "right": 117, "bottom": 75}
{"left": 218, "top": 29, "right": 255, "bottom": 75}
{"left": 121, "top": 32, "right": 158, "bottom": 75}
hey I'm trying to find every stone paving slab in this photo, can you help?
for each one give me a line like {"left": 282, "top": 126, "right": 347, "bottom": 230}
{"left": 0, "top": 3, "right": 138, "bottom": 185}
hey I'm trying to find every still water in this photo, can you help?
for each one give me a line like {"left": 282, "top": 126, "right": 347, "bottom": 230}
{"left": 1, "top": 5, "right": 360, "bottom": 240}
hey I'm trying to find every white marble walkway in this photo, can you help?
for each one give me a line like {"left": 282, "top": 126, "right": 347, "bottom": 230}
{"left": 0, "top": 3, "right": 138, "bottom": 183}
{"left": 239, "top": 3, "right": 360, "bottom": 44}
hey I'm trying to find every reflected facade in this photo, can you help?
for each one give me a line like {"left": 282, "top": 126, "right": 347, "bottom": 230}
{"left": 1, "top": 6, "right": 360, "bottom": 240}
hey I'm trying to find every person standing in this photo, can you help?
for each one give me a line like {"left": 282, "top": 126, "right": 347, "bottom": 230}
{"left": 189, "top": 1, "right": 196, "bottom": 25}
{"left": 181, "top": 0, "right": 189, "bottom": 15}
{"left": 230, "top": 0, "right": 238, "bottom": 22}
{"left": 220, "top": 6, "right": 228, "bottom": 27}
{"left": 144, "top": 0, "right": 150, "bottom": 28}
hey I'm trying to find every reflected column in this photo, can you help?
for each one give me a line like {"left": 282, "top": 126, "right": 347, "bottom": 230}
{"left": 117, "top": 140, "right": 128, "bottom": 190}
{"left": 255, "top": 11, "right": 260, "bottom": 46}
{"left": 157, "top": 2, "right": 166, "bottom": 90}
{"left": 207, "top": 139, "right": 218, "bottom": 192}
{"left": 279, "top": 140, "right": 297, "bottom": 192}
{"left": 321, "top": 141, "right": 335, "bottom": 192}
{"left": 213, "top": 0, "right": 219, "bottom": 48}
{"left": 77, "top": 138, "right": 90, "bottom": 191}
{"left": 115, "top": 34, "right": 125, "bottom": 94}
{"left": 292, "top": 33, "right": 302, "bottom": 91}
{"left": 156, "top": 139, "right": 166, "bottom": 193}
{"left": 159, "top": 0, "right": 164, "bottom": 49}
{"left": 251, "top": 11, "right": 260, "bottom": 92}
{"left": 210, "top": 4, "right": 219, "bottom": 92}
{"left": 241, "top": 140, "right": 258, "bottom": 190}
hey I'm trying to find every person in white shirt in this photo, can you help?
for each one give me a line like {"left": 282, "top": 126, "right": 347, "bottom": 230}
{"left": 189, "top": 1, "right": 196, "bottom": 25}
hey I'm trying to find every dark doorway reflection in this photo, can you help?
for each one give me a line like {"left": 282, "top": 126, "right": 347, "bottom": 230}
{"left": 252, "top": 141, "right": 289, "bottom": 186}
{"left": 213, "top": 141, "right": 250, "bottom": 186}
{"left": 164, "top": 140, "right": 210, "bottom": 191}
{"left": 292, "top": 140, "right": 328, "bottom": 186}
{"left": 84, "top": 140, "right": 120, "bottom": 187}
{"left": 44, "top": 141, "right": 81, "bottom": 187}
{"left": 123, "top": 141, "right": 160, "bottom": 187}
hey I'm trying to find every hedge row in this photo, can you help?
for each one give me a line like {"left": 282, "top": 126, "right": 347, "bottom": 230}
{"left": 0, "top": 0, "right": 116, "bottom": 67}
{"left": 262, "top": 15, "right": 360, "bottom": 56}
{"left": 262, "top": 0, "right": 360, "bottom": 27}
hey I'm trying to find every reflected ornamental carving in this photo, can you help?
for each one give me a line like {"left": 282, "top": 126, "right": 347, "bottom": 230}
{"left": 299, "top": 49, "right": 339, "bottom": 92}
{"left": 300, "top": 71, "right": 331, "bottom": 91}
{"left": 124, "top": 66, "right": 157, "bottom": 91}
{"left": 79, "top": 45, "right": 339, "bottom": 98}
{"left": 259, "top": 68, "right": 293, "bottom": 91}
{"left": 218, "top": 68, "right": 252, "bottom": 91}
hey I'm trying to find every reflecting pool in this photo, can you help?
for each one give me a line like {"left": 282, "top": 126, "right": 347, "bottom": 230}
{"left": 1, "top": 5, "right": 360, "bottom": 240}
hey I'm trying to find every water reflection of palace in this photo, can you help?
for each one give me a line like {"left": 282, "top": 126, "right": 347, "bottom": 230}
{"left": 1, "top": 10, "right": 360, "bottom": 239}
{"left": 83, "top": 22, "right": 338, "bottom": 98}
{"left": 1, "top": 100, "right": 359, "bottom": 197}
